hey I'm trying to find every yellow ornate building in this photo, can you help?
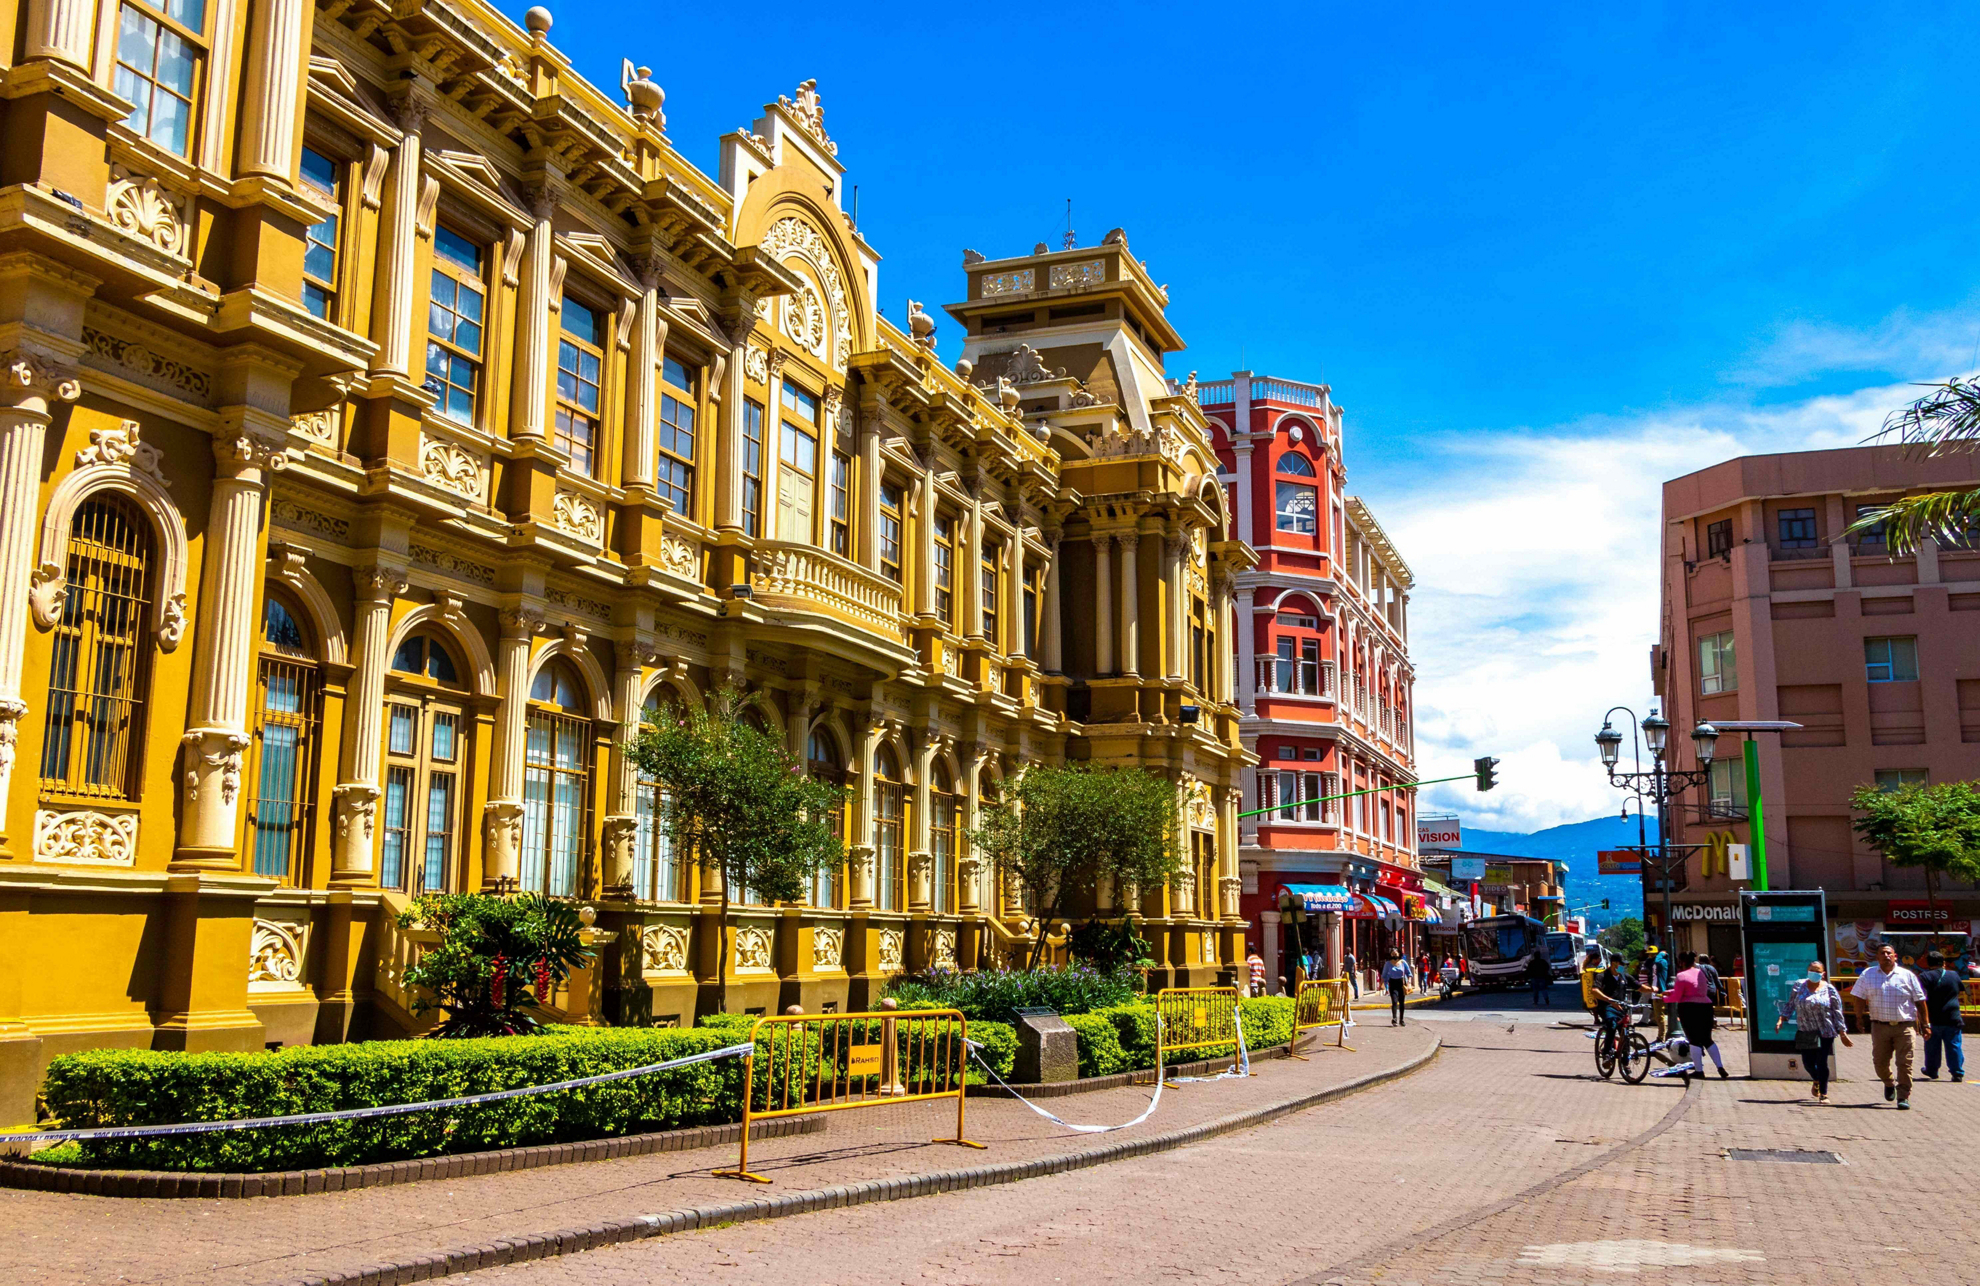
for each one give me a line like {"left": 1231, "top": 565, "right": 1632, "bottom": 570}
{"left": 0, "top": 0, "right": 1251, "bottom": 1121}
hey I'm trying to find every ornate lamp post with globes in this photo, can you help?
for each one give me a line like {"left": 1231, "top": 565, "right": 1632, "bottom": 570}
{"left": 1594, "top": 708, "right": 1719, "bottom": 956}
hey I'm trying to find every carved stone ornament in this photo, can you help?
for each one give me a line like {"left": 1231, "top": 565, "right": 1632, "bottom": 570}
{"left": 620, "top": 60, "right": 666, "bottom": 128}
{"left": 214, "top": 429, "right": 290, "bottom": 476}
{"left": 744, "top": 344, "right": 768, "bottom": 384}
{"left": 642, "top": 924, "right": 689, "bottom": 972}
{"left": 484, "top": 801, "right": 524, "bottom": 871}
{"left": 334, "top": 785, "right": 378, "bottom": 843}
{"left": 931, "top": 927, "right": 957, "bottom": 972}
{"left": 906, "top": 300, "right": 936, "bottom": 348}
{"left": 420, "top": 434, "right": 486, "bottom": 502}
{"left": 1200, "top": 932, "right": 1216, "bottom": 963}
{"left": 877, "top": 928, "right": 904, "bottom": 974}
{"left": 758, "top": 217, "right": 850, "bottom": 368}
{"left": 1048, "top": 260, "right": 1105, "bottom": 290}
{"left": 157, "top": 592, "right": 187, "bottom": 651}
{"left": 76, "top": 419, "right": 167, "bottom": 483}
{"left": 0, "top": 698, "right": 24, "bottom": 796}
{"left": 291, "top": 408, "right": 340, "bottom": 444}
{"left": 552, "top": 489, "right": 603, "bottom": 543}
{"left": 2, "top": 348, "right": 81, "bottom": 403}
{"left": 249, "top": 918, "right": 311, "bottom": 987}
{"left": 979, "top": 269, "right": 1033, "bottom": 297}
{"left": 660, "top": 533, "right": 698, "bottom": 579}
{"left": 734, "top": 925, "right": 774, "bottom": 972}
{"left": 1220, "top": 875, "right": 1244, "bottom": 919}
{"left": 782, "top": 281, "right": 826, "bottom": 359}
{"left": 183, "top": 730, "right": 249, "bottom": 806}
{"left": 105, "top": 164, "right": 188, "bottom": 256}
{"left": 812, "top": 925, "right": 844, "bottom": 971}
{"left": 28, "top": 561, "right": 65, "bottom": 630}
{"left": 777, "top": 78, "right": 837, "bottom": 156}
{"left": 33, "top": 808, "right": 139, "bottom": 866}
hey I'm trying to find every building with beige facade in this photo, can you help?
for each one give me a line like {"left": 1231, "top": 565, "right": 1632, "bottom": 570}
{"left": 0, "top": 0, "right": 1252, "bottom": 1122}
{"left": 1655, "top": 444, "right": 1980, "bottom": 972}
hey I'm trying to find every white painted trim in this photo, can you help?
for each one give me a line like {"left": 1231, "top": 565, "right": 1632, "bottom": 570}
{"left": 38, "top": 459, "right": 190, "bottom": 646}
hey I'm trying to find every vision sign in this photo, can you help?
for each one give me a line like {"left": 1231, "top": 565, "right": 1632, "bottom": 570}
{"left": 1418, "top": 818, "right": 1461, "bottom": 849}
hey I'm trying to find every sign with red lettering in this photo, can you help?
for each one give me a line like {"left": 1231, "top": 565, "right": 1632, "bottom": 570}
{"left": 1598, "top": 850, "right": 1643, "bottom": 875}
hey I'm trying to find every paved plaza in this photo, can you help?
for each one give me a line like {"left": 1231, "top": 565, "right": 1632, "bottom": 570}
{"left": 10, "top": 987, "right": 1974, "bottom": 1285}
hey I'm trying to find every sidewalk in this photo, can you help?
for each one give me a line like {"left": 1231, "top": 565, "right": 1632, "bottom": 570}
{"left": 0, "top": 1025, "right": 1437, "bottom": 1286}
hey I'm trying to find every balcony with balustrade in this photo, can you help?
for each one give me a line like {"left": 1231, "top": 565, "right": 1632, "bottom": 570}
{"left": 745, "top": 541, "right": 912, "bottom": 657}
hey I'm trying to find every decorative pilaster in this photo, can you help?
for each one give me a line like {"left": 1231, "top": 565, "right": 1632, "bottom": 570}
{"left": 855, "top": 389, "right": 883, "bottom": 571}
{"left": 234, "top": 0, "right": 307, "bottom": 180}
{"left": 1238, "top": 588, "right": 1258, "bottom": 714}
{"left": 510, "top": 184, "right": 557, "bottom": 441}
{"left": 23, "top": 0, "right": 94, "bottom": 67}
{"left": 1160, "top": 532, "right": 1185, "bottom": 679}
{"left": 622, "top": 266, "right": 666, "bottom": 490}
{"left": 176, "top": 425, "right": 289, "bottom": 868}
{"left": 330, "top": 564, "right": 406, "bottom": 883}
{"left": 1041, "top": 534, "right": 1062, "bottom": 672}
{"left": 0, "top": 352, "right": 79, "bottom": 854}
{"left": 1005, "top": 541, "right": 1024, "bottom": 659}
{"left": 1092, "top": 535, "right": 1113, "bottom": 675}
{"left": 1118, "top": 531, "right": 1140, "bottom": 678}
{"left": 963, "top": 503, "right": 985, "bottom": 641}
{"left": 483, "top": 606, "right": 541, "bottom": 888}
{"left": 369, "top": 97, "right": 427, "bottom": 378}
{"left": 850, "top": 720, "right": 884, "bottom": 909}
{"left": 600, "top": 653, "right": 650, "bottom": 895}
{"left": 909, "top": 733, "right": 939, "bottom": 911}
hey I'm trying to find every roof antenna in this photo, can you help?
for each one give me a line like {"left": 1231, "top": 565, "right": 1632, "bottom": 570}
{"left": 1063, "top": 197, "right": 1075, "bottom": 251}
{"left": 851, "top": 184, "right": 859, "bottom": 228}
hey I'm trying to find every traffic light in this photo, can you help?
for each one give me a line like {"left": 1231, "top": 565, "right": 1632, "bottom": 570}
{"left": 1473, "top": 756, "right": 1500, "bottom": 792}
{"left": 1601, "top": 898, "right": 1610, "bottom": 910}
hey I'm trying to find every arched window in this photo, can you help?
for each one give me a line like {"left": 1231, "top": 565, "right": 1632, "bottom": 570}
{"left": 522, "top": 659, "right": 592, "bottom": 897}
{"left": 41, "top": 494, "right": 154, "bottom": 801}
{"left": 1274, "top": 450, "right": 1318, "bottom": 535}
{"left": 807, "top": 728, "right": 846, "bottom": 909}
{"left": 249, "top": 592, "right": 321, "bottom": 883}
{"left": 874, "top": 745, "right": 907, "bottom": 911}
{"left": 633, "top": 692, "right": 685, "bottom": 903}
{"left": 1265, "top": 598, "right": 1328, "bottom": 698}
{"left": 930, "top": 762, "right": 958, "bottom": 915}
{"left": 381, "top": 631, "right": 469, "bottom": 893}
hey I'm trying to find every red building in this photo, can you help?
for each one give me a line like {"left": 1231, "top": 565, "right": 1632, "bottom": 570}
{"left": 1197, "top": 372, "right": 1423, "bottom": 991}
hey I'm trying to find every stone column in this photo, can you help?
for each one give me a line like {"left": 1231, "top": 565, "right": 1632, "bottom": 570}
{"left": 1118, "top": 531, "right": 1140, "bottom": 678}
{"left": 509, "top": 185, "right": 557, "bottom": 442}
{"left": 908, "top": 734, "right": 936, "bottom": 911}
{"left": 23, "top": 0, "right": 95, "bottom": 67}
{"left": 1239, "top": 589, "right": 1258, "bottom": 713}
{"left": 713, "top": 296, "right": 751, "bottom": 533}
{"left": 916, "top": 466, "right": 938, "bottom": 618}
{"left": 330, "top": 564, "right": 405, "bottom": 883}
{"left": 1234, "top": 439, "right": 1255, "bottom": 547}
{"left": 1219, "top": 787, "right": 1242, "bottom": 920}
{"left": 235, "top": 0, "right": 307, "bottom": 180}
{"left": 959, "top": 746, "right": 986, "bottom": 914}
{"left": 369, "top": 98, "right": 426, "bottom": 379}
{"left": 964, "top": 502, "right": 985, "bottom": 642}
{"left": 849, "top": 721, "right": 883, "bottom": 909}
{"left": 855, "top": 399, "right": 882, "bottom": 570}
{"left": 1093, "top": 535, "right": 1113, "bottom": 675}
{"left": 1212, "top": 577, "right": 1234, "bottom": 704}
{"left": 600, "top": 655, "right": 649, "bottom": 895}
{"left": 176, "top": 424, "right": 288, "bottom": 868}
{"left": 482, "top": 607, "right": 540, "bottom": 888}
{"left": 1040, "top": 535, "right": 1062, "bottom": 672}
{"left": 1005, "top": 540, "right": 1025, "bottom": 660}
{"left": 622, "top": 267, "right": 667, "bottom": 490}
{"left": 1161, "top": 532, "right": 1185, "bottom": 679}
{"left": 0, "top": 353, "right": 78, "bottom": 852}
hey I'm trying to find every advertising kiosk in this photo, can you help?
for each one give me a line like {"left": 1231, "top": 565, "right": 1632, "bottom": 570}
{"left": 1741, "top": 889, "right": 1830, "bottom": 1080}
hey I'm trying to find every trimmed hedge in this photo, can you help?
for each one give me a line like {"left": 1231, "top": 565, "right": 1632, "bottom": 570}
{"left": 697, "top": 1010, "right": 1018, "bottom": 1085}
{"left": 1062, "top": 997, "right": 1296, "bottom": 1078}
{"left": 38, "top": 1026, "right": 747, "bottom": 1174}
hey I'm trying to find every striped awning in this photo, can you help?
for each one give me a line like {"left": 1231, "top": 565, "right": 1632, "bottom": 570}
{"left": 1351, "top": 893, "right": 1400, "bottom": 919}
{"left": 1282, "top": 884, "right": 1356, "bottom": 914}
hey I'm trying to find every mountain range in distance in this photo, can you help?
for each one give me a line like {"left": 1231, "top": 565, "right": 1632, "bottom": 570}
{"left": 1440, "top": 815, "right": 1654, "bottom": 932}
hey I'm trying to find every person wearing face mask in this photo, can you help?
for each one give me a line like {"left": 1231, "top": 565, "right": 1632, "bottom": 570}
{"left": 1776, "top": 960, "right": 1851, "bottom": 1103}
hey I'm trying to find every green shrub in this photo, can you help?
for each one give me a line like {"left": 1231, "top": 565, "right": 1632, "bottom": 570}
{"left": 885, "top": 965, "right": 1139, "bottom": 1023}
{"left": 39, "top": 1027, "right": 747, "bottom": 1173}
{"left": 1060, "top": 996, "right": 1297, "bottom": 1078}
{"left": 1063, "top": 1012, "right": 1130, "bottom": 1078}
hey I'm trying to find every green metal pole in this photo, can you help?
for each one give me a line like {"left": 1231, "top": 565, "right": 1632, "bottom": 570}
{"left": 1744, "top": 738, "right": 1768, "bottom": 891}
{"left": 1235, "top": 772, "right": 1475, "bottom": 821}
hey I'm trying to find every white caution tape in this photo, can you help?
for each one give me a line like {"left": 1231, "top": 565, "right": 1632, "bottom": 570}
{"left": 966, "top": 1041, "right": 1164, "bottom": 1135}
{"left": 1161, "top": 1002, "right": 1252, "bottom": 1083}
{"left": 0, "top": 1041, "right": 756, "bottom": 1145}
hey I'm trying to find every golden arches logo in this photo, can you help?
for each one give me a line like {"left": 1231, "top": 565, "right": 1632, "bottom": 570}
{"left": 1700, "top": 830, "right": 1734, "bottom": 878}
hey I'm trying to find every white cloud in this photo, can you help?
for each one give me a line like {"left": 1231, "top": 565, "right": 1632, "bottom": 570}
{"left": 1727, "top": 302, "right": 1980, "bottom": 388}
{"left": 1376, "top": 380, "right": 1924, "bottom": 833}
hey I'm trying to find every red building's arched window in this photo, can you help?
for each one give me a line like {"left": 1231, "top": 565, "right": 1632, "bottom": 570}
{"left": 1274, "top": 449, "right": 1318, "bottom": 536}
{"left": 1265, "top": 595, "right": 1328, "bottom": 697}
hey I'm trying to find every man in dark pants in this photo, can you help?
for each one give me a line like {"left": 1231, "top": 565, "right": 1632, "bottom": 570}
{"left": 1527, "top": 949, "right": 1553, "bottom": 1005}
{"left": 1918, "top": 950, "right": 1966, "bottom": 1082}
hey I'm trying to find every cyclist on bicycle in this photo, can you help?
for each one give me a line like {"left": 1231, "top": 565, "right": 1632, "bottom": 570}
{"left": 1590, "top": 958, "right": 1633, "bottom": 1032}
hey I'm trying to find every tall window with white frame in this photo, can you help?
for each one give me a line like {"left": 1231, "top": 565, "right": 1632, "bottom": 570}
{"left": 806, "top": 729, "right": 846, "bottom": 909}
{"left": 41, "top": 495, "right": 154, "bottom": 803}
{"left": 778, "top": 380, "right": 819, "bottom": 542}
{"left": 424, "top": 228, "right": 485, "bottom": 425}
{"left": 879, "top": 482, "right": 904, "bottom": 583}
{"left": 930, "top": 763, "right": 959, "bottom": 914}
{"left": 933, "top": 513, "right": 956, "bottom": 627}
{"left": 554, "top": 296, "right": 603, "bottom": 475}
{"left": 522, "top": 661, "right": 592, "bottom": 897}
{"left": 633, "top": 694, "right": 685, "bottom": 903}
{"left": 828, "top": 450, "right": 852, "bottom": 557}
{"left": 1698, "top": 629, "right": 1736, "bottom": 695}
{"left": 980, "top": 539, "right": 1000, "bottom": 647}
{"left": 741, "top": 398, "right": 765, "bottom": 538}
{"left": 1267, "top": 606, "right": 1323, "bottom": 696}
{"left": 380, "top": 634, "right": 468, "bottom": 894}
{"left": 250, "top": 594, "right": 321, "bottom": 883}
{"left": 1274, "top": 449, "right": 1318, "bottom": 537}
{"left": 298, "top": 148, "right": 343, "bottom": 321}
{"left": 657, "top": 356, "right": 697, "bottom": 513}
{"left": 113, "top": 0, "right": 205, "bottom": 156}
{"left": 874, "top": 746, "right": 907, "bottom": 912}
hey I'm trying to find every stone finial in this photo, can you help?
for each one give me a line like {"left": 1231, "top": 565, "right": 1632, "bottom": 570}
{"left": 523, "top": 5, "right": 552, "bottom": 34}
{"left": 1032, "top": 242, "right": 1049, "bottom": 255}
{"left": 962, "top": 249, "right": 985, "bottom": 266}
{"left": 954, "top": 358, "right": 973, "bottom": 379}
{"left": 907, "top": 299, "right": 936, "bottom": 347}
{"left": 621, "top": 61, "right": 665, "bottom": 128}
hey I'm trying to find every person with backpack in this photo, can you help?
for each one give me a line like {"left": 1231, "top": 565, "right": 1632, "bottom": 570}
{"left": 1698, "top": 953, "right": 1724, "bottom": 1007}
{"left": 1918, "top": 949, "right": 1966, "bottom": 1083}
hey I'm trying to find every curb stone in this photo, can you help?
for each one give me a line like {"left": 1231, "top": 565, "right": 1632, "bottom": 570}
{"left": 293, "top": 1035, "right": 1441, "bottom": 1286}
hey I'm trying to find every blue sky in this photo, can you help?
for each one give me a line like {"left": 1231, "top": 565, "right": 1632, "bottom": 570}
{"left": 514, "top": 0, "right": 1980, "bottom": 829}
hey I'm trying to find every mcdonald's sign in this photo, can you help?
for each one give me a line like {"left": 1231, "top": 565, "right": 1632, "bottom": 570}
{"left": 1699, "top": 831, "right": 1750, "bottom": 881}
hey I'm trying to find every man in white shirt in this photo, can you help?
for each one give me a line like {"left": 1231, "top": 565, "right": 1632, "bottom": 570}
{"left": 1849, "top": 943, "right": 1930, "bottom": 1109}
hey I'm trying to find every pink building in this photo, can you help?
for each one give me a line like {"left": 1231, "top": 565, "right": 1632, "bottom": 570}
{"left": 1656, "top": 444, "right": 1980, "bottom": 973}
{"left": 1197, "top": 372, "right": 1424, "bottom": 991}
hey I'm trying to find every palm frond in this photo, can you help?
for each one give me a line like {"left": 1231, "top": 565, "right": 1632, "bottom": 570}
{"left": 1848, "top": 488, "right": 1980, "bottom": 556}
{"left": 1875, "top": 377, "right": 1980, "bottom": 456}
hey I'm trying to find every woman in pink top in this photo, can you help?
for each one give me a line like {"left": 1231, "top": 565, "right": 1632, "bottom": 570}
{"left": 1665, "top": 951, "right": 1728, "bottom": 1078}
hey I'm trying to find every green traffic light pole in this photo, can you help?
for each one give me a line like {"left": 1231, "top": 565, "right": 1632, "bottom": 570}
{"left": 1235, "top": 758, "right": 1499, "bottom": 821}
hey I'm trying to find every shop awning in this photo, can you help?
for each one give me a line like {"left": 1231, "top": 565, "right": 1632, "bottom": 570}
{"left": 1351, "top": 893, "right": 1400, "bottom": 919}
{"left": 1282, "top": 883, "right": 1356, "bottom": 914}
{"left": 1421, "top": 877, "right": 1460, "bottom": 900}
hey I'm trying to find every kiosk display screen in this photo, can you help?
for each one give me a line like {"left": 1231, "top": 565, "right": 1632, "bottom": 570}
{"left": 1752, "top": 940, "right": 1822, "bottom": 1035}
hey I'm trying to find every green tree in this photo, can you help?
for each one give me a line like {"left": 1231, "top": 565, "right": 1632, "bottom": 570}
{"left": 1599, "top": 916, "right": 1645, "bottom": 961}
{"left": 628, "top": 689, "right": 847, "bottom": 1013}
{"left": 1849, "top": 780, "right": 1980, "bottom": 918}
{"left": 398, "top": 891, "right": 590, "bottom": 1037}
{"left": 1848, "top": 378, "right": 1980, "bottom": 552}
{"left": 967, "top": 763, "right": 1182, "bottom": 970}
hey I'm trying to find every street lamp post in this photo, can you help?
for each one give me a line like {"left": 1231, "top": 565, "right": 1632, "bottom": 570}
{"left": 1595, "top": 707, "right": 1717, "bottom": 955}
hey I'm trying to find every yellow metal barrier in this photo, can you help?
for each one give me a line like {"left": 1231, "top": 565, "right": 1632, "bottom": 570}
{"left": 1154, "top": 986, "right": 1248, "bottom": 1082}
{"left": 1288, "top": 978, "right": 1355, "bottom": 1058}
{"left": 714, "top": 1007, "right": 985, "bottom": 1183}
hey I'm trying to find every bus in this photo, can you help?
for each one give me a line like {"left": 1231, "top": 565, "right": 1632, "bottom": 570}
{"left": 1463, "top": 913, "right": 1550, "bottom": 987}
{"left": 1546, "top": 930, "right": 1592, "bottom": 981}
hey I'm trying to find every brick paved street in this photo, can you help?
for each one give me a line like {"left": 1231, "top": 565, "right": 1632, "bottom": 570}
{"left": 13, "top": 986, "right": 1976, "bottom": 1286}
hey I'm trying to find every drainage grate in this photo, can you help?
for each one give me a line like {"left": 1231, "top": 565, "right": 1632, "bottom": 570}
{"left": 1725, "top": 1148, "right": 1843, "bottom": 1164}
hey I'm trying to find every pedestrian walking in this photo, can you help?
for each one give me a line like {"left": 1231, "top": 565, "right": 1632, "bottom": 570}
{"left": 1246, "top": 945, "right": 1266, "bottom": 998}
{"left": 1664, "top": 951, "right": 1728, "bottom": 1078}
{"left": 1343, "top": 950, "right": 1359, "bottom": 998}
{"left": 1637, "top": 947, "right": 1670, "bottom": 1038}
{"left": 1697, "top": 953, "right": 1723, "bottom": 1008}
{"left": 1848, "top": 942, "right": 1930, "bottom": 1109}
{"left": 1418, "top": 951, "right": 1432, "bottom": 992}
{"left": 1382, "top": 951, "right": 1412, "bottom": 1026}
{"left": 1774, "top": 960, "right": 1849, "bottom": 1103}
{"left": 1917, "top": 949, "right": 1965, "bottom": 1083}
{"left": 1527, "top": 949, "right": 1553, "bottom": 1005}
